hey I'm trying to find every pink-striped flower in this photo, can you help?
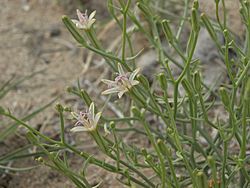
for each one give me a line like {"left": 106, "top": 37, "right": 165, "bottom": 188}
{"left": 72, "top": 9, "right": 96, "bottom": 30}
{"left": 71, "top": 103, "right": 101, "bottom": 132}
{"left": 102, "top": 64, "right": 140, "bottom": 98}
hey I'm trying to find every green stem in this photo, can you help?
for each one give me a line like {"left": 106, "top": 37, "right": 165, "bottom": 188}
{"left": 86, "top": 29, "right": 117, "bottom": 71}
{"left": 142, "top": 118, "right": 167, "bottom": 188}
{"left": 173, "top": 31, "right": 199, "bottom": 119}
{"left": 121, "top": 0, "right": 131, "bottom": 62}
{"left": 162, "top": 92, "right": 197, "bottom": 186}
{"left": 63, "top": 143, "right": 154, "bottom": 187}
{"left": 176, "top": 0, "right": 189, "bottom": 40}
{"left": 221, "top": 141, "right": 228, "bottom": 187}
{"left": 4, "top": 113, "right": 59, "bottom": 144}
{"left": 58, "top": 110, "right": 65, "bottom": 144}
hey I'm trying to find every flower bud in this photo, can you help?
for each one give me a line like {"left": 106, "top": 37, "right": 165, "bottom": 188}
{"left": 196, "top": 171, "right": 208, "bottom": 188}
{"left": 63, "top": 106, "right": 71, "bottom": 112}
{"left": 36, "top": 157, "right": 44, "bottom": 163}
{"left": 62, "top": 15, "right": 85, "bottom": 44}
{"left": 207, "top": 155, "right": 216, "bottom": 168}
{"left": 131, "top": 106, "right": 141, "bottom": 118}
{"left": 158, "top": 73, "right": 168, "bottom": 90}
{"left": 141, "top": 148, "right": 148, "bottom": 156}
{"left": 110, "top": 121, "right": 115, "bottom": 129}
{"left": 66, "top": 86, "right": 73, "bottom": 93}
{"left": 145, "top": 154, "right": 153, "bottom": 164}
{"left": 55, "top": 103, "right": 64, "bottom": 112}
{"left": 223, "top": 29, "right": 229, "bottom": 38}
{"left": 191, "top": 8, "right": 200, "bottom": 32}
{"left": 182, "top": 78, "right": 194, "bottom": 97}
{"left": 162, "top": 20, "right": 174, "bottom": 44}
{"left": 219, "top": 87, "right": 230, "bottom": 110}
{"left": 201, "top": 13, "right": 217, "bottom": 40}
{"left": 193, "top": 71, "right": 202, "bottom": 92}
{"left": 137, "top": 2, "right": 151, "bottom": 17}
{"left": 137, "top": 74, "right": 150, "bottom": 89}
{"left": 193, "top": 0, "right": 199, "bottom": 9}
{"left": 157, "top": 139, "right": 167, "bottom": 156}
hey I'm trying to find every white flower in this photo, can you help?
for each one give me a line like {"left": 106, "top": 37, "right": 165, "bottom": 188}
{"left": 71, "top": 103, "right": 101, "bottom": 132}
{"left": 101, "top": 64, "right": 140, "bottom": 98}
{"left": 71, "top": 9, "right": 96, "bottom": 30}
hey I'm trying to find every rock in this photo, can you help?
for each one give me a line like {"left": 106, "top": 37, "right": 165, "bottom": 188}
{"left": 194, "top": 28, "right": 227, "bottom": 87}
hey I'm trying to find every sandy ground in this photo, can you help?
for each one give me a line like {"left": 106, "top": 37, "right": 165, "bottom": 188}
{"left": 0, "top": 0, "right": 244, "bottom": 187}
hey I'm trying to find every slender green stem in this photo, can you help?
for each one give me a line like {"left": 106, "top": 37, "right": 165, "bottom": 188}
{"left": 221, "top": 141, "right": 228, "bottom": 187}
{"left": 3, "top": 113, "right": 59, "bottom": 144}
{"left": 86, "top": 29, "right": 117, "bottom": 71}
{"left": 108, "top": 0, "right": 135, "bottom": 67}
{"left": 58, "top": 110, "right": 65, "bottom": 144}
{"left": 222, "top": 0, "right": 227, "bottom": 28}
{"left": 173, "top": 30, "right": 199, "bottom": 119}
{"left": 215, "top": 1, "right": 224, "bottom": 30}
{"left": 63, "top": 143, "right": 154, "bottom": 187}
{"left": 142, "top": 118, "right": 167, "bottom": 188}
{"left": 162, "top": 91, "right": 197, "bottom": 186}
{"left": 176, "top": 0, "right": 189, "bottom": 40}
{"left": 121, "top": 0, "right": 131, "bottom": 62}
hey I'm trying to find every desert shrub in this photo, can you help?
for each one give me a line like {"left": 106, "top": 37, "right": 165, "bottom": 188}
{"left": 1, "top": 0, "right": 250, "bottom": 187}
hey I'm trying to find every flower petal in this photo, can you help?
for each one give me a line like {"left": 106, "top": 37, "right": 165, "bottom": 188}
{"left": 89, "top": 102, "right": 95, "bottom": 120}
{"left": 102, "top": 87, "right": 120, "bottom": 95}
{"left": 71, "top": 19, "right": 80, "bottom": 24}
{"left": 88, "top": 19, "right": 96, "bottom": 28}
{"left": 72, "top": 19, "right": 84, "bottom": 29}
{"left": 101, "top": 79, "right": 116, "bottom": 85}
{"left": 129, "top": 68, "right": 140, "bottom": 81}
{"left": 131, "top": 80, "right": 139, "bottom": 86}
{"left": 75, "top": 120, "right": 83, "bottom": 126}
{"left": 118, "top": 91, "right": 125, "bottom": 98}
{"left": 76, "top": 9, "right": 85, "bottom": 23}
{"left": 70, "top": 126, "right": 89, "bottom": 132}
{"left": 95, "top": 112, "right": 102, "bottom": 123}
{"left": 71, "top": 112, "right": 79, "bottom": 119}
{"left": 89, "top": 10, "right": 96, "bottom": 20}
{"left": 82, "top": 118, "right": 90, "bottom": 126}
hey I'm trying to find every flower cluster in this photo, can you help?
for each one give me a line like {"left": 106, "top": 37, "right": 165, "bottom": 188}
{"left": 71, "top": 64, "right": 140, "bottom": 132}
{"left": 70, "top": 10, "right": 140, "bottom": 132}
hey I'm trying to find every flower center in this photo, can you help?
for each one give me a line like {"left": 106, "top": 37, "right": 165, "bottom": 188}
{"left": 115, "top": 75, "right": 128, "bottom": 83}
{"left": 79, "top": 111, "right": 92, "bottom": 124}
